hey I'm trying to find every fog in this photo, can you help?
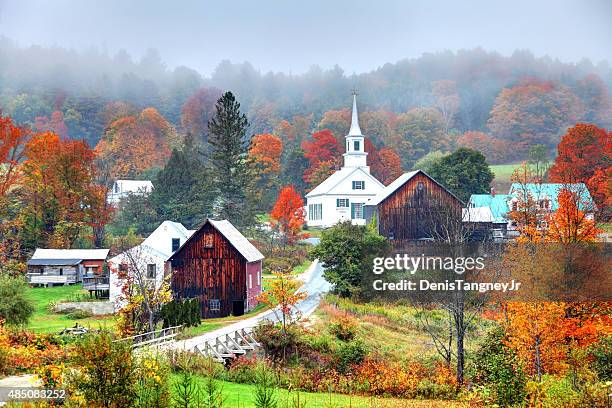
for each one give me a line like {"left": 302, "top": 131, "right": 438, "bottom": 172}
{"left": 0, "top": 0, "right": 611, "bottom": 75}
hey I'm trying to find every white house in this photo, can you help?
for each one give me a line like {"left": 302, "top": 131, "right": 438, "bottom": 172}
{"left": 107, "top": 180, "right": 153, "bottom": 204}
{"left": 305, "top": 93, "right": 385, "bottom": 228}
{"left": 108, "top": 221, "right": 195, "bottom": 309}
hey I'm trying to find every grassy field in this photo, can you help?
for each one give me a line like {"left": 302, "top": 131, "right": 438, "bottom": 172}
{"left": 25, "top": 284, "right": 116, "bottom": 334}
{"left": 172, "top": 376, "right": 467, "bottom": 408}
{"left": 315, "top": 295, "right": 493, "bottom": 363}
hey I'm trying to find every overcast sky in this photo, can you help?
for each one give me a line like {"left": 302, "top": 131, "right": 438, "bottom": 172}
{"left": 0, "top": 0, "right": 610, "bottom": 75}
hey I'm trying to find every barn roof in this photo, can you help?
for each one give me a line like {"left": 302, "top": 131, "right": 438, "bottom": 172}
{"left": 27, "top": 258, "right": 83, "bottom": 266}
{"left": 365, "top": 170, "right": 464, "bottom": 207}
{"left": 209, "top": 220, "right": 264, "bottom": 263}
{"left": 168, "top": 219, "right": 264, "bottom": 263}
{"left": 31, "top": 248, "right": 109, "bottom": 261}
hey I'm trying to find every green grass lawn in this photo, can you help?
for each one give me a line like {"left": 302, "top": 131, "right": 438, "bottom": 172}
{"left": 25, "top": 284, "right": 116, "bottom": 334}
{"left": 171, "top": 376, "right": 466, "bottom": 408}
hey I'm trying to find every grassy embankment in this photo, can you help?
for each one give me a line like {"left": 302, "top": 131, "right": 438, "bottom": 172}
{"left": 315, "top": 295, "right": 494, "bottom": 363}
{"left": 170, "top": 375, "right": 467, "bottom": 408}
{"left": 25, "top": 284, "right": 116, "bottom": 333}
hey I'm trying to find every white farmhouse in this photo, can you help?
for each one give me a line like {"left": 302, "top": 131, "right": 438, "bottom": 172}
{"left": 305, "top": 93, "right": 385, "bottom": 227}
{"left": 108, "top": 221, "right": 195, "bottom": 309}
{"left": 107, "top": 180, "right": 153, "bottom": 204}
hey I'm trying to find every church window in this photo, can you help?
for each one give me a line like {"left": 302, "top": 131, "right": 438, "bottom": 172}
{"left": 336, "top": 198, "right": 349, "bottom": 207}
{"left": 351, "top": 203, "right": 364, "bottom": 219}
{"left": 352, "top": 181, "right": 365, "bottom": 190}
{"left": 353, "top": 140, "right": 360, "bottom": 151}
{"left": 308, "top": 204, "right": 322, "bottom": 220}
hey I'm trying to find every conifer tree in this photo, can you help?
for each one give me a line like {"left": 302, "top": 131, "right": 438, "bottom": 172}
{"left": 151, "top": 133, "right": 212, "bottom": 228}
{"left": 208, "top": 92, "right": 255, "bottom": 229}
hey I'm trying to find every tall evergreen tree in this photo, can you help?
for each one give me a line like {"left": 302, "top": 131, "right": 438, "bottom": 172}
{"left": 151, "top": 133, "right": 213, "bottom": 228}
{"left": 208, "top": 92, "right": 255, "bottom": 229}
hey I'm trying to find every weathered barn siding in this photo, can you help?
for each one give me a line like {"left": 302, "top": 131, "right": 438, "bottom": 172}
{"left": 367, "top": 172, "right": 463, "bottom": 242}
{"left": 246, "top": 260, "right": 262, "bottom": 311}
{"left": 169, "top": 222, "right": 250, "bottom": 318}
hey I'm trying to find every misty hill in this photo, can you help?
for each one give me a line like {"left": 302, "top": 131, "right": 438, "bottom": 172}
{"left": 0, "top": 37, "right": 610, "bottom": 150}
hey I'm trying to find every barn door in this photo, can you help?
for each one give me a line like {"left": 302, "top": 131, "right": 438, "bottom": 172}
{"left": 232, "top": 300, "right": 245, "bottom": 316}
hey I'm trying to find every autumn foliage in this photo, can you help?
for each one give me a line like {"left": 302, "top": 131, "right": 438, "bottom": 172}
{"left": 549, "top": 123, "right": 611, "bottom": 214}
{"left": 270, "top": 185, "right": 306, "bottom": 246}
{"left": 95, "top": 107, "right": 176, "bottom": 179}
{"left": 0, "top": 115, "right": 29, "bottom": 197}
{"left": 249, "top": 133, "right": 283, "bottom": 175}
{"left": 301, "top": 129, "right": 341, "bottom": 188}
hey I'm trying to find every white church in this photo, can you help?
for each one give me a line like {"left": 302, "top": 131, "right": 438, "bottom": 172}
{"left": 305, "top": 93, "right": 385, "bottom": 227}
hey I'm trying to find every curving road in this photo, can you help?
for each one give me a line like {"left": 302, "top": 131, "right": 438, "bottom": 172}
{"left": 167, "top": 257, "right": 331, "bottom": 352}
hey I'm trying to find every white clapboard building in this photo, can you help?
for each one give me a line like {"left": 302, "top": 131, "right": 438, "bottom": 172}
{"left": 305, "top": 93, "right": 384, "bottom": 227}
{"left": 108, "top": 220, "right": 195, "bottom": 309}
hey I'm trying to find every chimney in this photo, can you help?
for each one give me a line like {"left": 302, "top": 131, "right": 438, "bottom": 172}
{"left": 491, "top": 187, "right": 496, "bottom": 197}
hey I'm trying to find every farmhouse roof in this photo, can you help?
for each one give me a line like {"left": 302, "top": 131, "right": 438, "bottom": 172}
{"left": 468, "top": 194, "right": 511, "bottom": 223}
{"left": 27, "top": 258, "right": 83, "bottom": 266}
{"left": 168, "top": 219, "right": 264, "bottom": 263}
{"left": 365, "top": 170, "right": 464, "bottom": 207}
{"left": 31, "top": 248, "right": 109, "bottom": 261}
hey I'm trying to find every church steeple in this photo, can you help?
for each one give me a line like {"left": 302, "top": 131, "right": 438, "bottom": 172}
{"left": 343, "top": 90, "right": 369, "bottom": 170}
{"left": 348, "top": 91, "right": 362, "bottom": 136}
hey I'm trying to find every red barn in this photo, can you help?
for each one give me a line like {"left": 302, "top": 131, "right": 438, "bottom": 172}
{"left": 167, "top": 219, "right": 264, "bottom": 318}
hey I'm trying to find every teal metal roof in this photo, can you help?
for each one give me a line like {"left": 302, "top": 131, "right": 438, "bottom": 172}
{"left": 468, "top": 183, "right": 595, "bottom": 224}
{"left": 468, "top": 194, "right": 510, "bottom": 223}
{"left": 508, "top": 183, "right": 594, "bottom": 211}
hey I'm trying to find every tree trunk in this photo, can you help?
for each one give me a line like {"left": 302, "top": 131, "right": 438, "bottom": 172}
{"left": 455, "top": 291, "right": 466, "bottom": 387}
{"left": 535, "top": 335, "right": 542, "bottom": 382}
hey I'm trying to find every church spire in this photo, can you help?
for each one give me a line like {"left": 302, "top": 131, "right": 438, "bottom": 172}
{"left": 347, "top": 90, "right": 362, "bottom": 136}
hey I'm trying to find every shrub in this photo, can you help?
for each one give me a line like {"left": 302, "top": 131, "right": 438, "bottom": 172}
{"left": 0, "top": 346, "right": 9, "bottom": 376}
{"left": 66, "top": 309, "right": 93, "bottom": 320}
{"left": 0, "top": 273, "right": 34, "bottom": 326}
{"left": 334, "top": 340, "right": 368, "bottom": 374}
{"left": 328, "top": 314, "right": 358, "bottom": 341}
{"left": 254, "top": 321, "right": 302, "bottom": 363}
{"left": 226, "top": 355, "right": 260, "bottom": 384}
{"left": 469, "top": 326, "right": 526, "bottom": 407}
{"left": 591, "top": 336, "right": 612, "bottom": 381}
{"left": 253, "top": 364, "right": 277, "bottom": 408}
{"left": 67, "top": 331, "right": 137, "bottom": 407}
{"left": 160, "top": 298, "right": 201, "bottom": 329}
{"left": 416, "top": 380, "right": 455, "bottom": 399}
{"left": 135, "top": 353, "right": 171, "bottom": 408}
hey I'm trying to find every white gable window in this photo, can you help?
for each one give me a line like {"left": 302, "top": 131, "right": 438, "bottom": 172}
{"left": 308, "top": 204, "right": 322, "bottom": 220}
{"left": 351, "top": 203, "right": 364, "bottom": 219}
{"left": 353, "top": 140, "right": 360, "bottom": 151}
{"left": 249, "top": 274, "right": 252, "bottom": 289}
{"left": 171, "top": 238, "right": 180, "bottom": 252}
{"left": 352, "top": 180, "right": 365, "bottom": 190}
{"left": 336, "top": 198, "right": 349, "bottom": 207}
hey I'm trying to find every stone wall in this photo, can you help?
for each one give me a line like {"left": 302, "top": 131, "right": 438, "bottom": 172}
{"left": 54, "top": 301, "right": 115, "bottom": 316}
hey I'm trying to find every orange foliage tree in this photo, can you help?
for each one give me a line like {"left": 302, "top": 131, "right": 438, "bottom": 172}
{"left": 488, "top": 79, "right": 585, "bottom": 155}
{"left": 95, "top": 107, "right": 175, "bottom": 179}
{"left": 248, "top": 133, "right": 283, "bottom": 210}
{"left": 377, "top": 147, "right": 403, "bottom": 185}
{"left": 301, "top": 129, "right": 341, "bottom": 189}
{"left": 0, "top": 115, "right": 30, "bottom": 198}
{"left": 270, "top": 185, "right": 306, "bottom": 248}
{"left": 34, "top": 111, "right": 68, "bottom": 138}
{"left": 545, "top": 189, "right": 601, "bottom": 243}
{"left": 456, "top": 131, "right": 512, "bottom": 164}
{"left": 548, "top": 123, "right": 611, "bottom": 213}
{"left": 20, "top": 132, "right": 111, "bottom": 248}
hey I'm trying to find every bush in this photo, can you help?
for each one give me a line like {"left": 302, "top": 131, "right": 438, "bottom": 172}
{"left": 160, "top": 298, "right": 201, "bottom": 328}
{"left": 226, "top": 355, "right": 260, "bottom": 384}
{"left": 135, "top": 353, "right": 171, "bottom": 408}
{"left": 0, "top": 273, "right": 34, "bottom": 326}
{"left": 328, "top": 314, "right": 358, "bottom": 341}
{"left": 66, "top": 309, "right": 93, "bottom": 320}
{"left": 591, "top": 336, "right": 612, "bottom": 381}
{"left": 67, "top": 331, "right": 137, "bottom": 407}
{"left": 334, "top": 340, "right": 368, "bottom": 374}
{"left": 469, "top": 326, "right": 526, "bottom": 407}
{"left": 254, "top": 321, "right": 302, "bottom": 363}
{"left": 416, "top": 380, "right": 456, "bottom": 399}
{"left": 0, "top": 346, "right": 9, "bottom": 376}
